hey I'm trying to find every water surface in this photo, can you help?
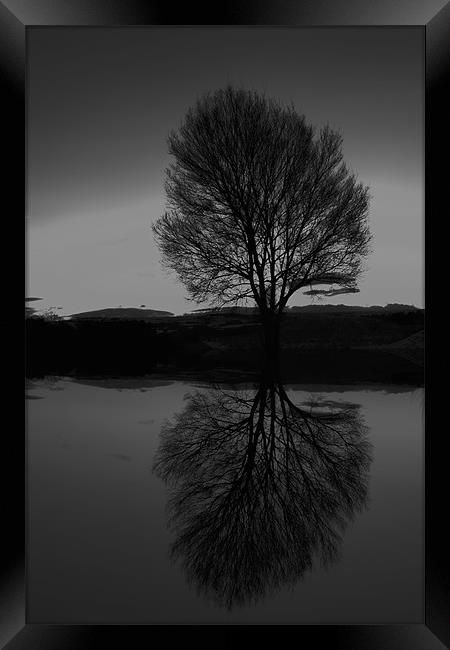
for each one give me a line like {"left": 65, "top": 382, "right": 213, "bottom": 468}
{"left": 27, "top": 377, "right": 423, "bottom": 623}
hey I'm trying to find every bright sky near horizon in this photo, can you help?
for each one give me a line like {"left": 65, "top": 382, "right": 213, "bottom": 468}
{"left": 27, "top": 27, "right": 424, "bottom": 316}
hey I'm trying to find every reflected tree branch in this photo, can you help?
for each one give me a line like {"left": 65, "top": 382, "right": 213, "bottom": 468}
{"left": 153, "top": 377, "right": 372, "bottom": 610}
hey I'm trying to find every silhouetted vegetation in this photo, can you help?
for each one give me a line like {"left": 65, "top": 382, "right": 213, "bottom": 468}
{"left": 26, "top": 306, "right": 423, "bottom": 383}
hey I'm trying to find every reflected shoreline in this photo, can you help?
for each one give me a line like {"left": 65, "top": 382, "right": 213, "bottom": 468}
{"left": 26, "top": 348, "right": 423, "bottom": 387}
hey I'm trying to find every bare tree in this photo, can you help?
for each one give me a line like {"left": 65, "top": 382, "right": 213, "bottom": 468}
{"left": 153, "top": 86, "right": 371, "bottom": 357}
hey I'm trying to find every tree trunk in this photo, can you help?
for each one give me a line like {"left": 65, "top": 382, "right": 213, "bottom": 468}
{"left": 261, "top": 312, "right": 281, "bottom": 378}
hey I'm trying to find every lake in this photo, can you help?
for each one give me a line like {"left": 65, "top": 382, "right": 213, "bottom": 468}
{"left": 26, "top": 376, "right": 423, "bottom": 624}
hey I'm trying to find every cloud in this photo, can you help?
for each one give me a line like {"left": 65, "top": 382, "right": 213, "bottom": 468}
{"left": 303, "top": 288, "right": 360, "bottom": 296}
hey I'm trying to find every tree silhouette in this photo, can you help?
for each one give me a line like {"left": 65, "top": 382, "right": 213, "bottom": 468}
{"left": 153, "top": 378, "right": 372, "bottom": 609}
{"left": 153, "top": 87, "right": 371, "bottom": 359}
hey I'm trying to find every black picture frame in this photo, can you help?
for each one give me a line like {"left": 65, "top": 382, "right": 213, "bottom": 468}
{"left": 2, "top": 1, "right": 448, "bottom": 647}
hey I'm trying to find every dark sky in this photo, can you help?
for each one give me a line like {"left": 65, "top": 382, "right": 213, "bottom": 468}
{"left": 27, "top": 27, "right": 423, "bottom": 315}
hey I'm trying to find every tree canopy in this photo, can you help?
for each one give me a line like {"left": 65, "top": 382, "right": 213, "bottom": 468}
{"left": 153, "top": 86, "right": 371, "bottom": 316}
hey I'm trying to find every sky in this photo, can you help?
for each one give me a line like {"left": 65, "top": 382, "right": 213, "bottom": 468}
{"left": 27, "top": 27, "right": 424, "bottom": 316}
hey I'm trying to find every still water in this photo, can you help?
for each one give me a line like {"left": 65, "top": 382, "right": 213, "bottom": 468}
{"left": 27, "top": 377, "right": 423, "bottom": 624}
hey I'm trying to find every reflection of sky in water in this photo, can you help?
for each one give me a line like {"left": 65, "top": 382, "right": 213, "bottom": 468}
{"left": 27, "top": 378, "right": 423, "bottom": 623}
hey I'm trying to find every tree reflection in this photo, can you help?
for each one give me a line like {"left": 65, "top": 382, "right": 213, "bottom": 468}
{"left": 153, "top": 376, "right": 372, "bottom": 609}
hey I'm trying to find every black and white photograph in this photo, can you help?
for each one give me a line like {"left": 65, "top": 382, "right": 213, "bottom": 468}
{"left": 25, "top": 25, "right": 425, "bottom": 624}
{"left": 1, "top": 1, "right": 449, "bottom": 647}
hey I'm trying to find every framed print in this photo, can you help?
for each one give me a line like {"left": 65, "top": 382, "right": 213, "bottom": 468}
{"left": 2, "top": 0, "right": 449, "bottom": 647}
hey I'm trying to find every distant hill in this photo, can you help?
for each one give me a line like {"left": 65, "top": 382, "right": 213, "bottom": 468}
{"left": 66, "top": 304, "right": 422, "bottom": 323}
{"left": 189, "top": 303, "right": 422, "bottom": 316}
{"left": 69, "top": 307, "right": 174, "bottom": 321}
{"left": 288, "top": 303, "right": 422, "bottom": 314}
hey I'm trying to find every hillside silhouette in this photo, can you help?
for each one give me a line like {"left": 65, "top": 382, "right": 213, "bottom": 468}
{"left": 26, "top": 304, "right": 424, "bottom": 383}
{"left": 70, "top": 307, "right": 174, "bottom": 320}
